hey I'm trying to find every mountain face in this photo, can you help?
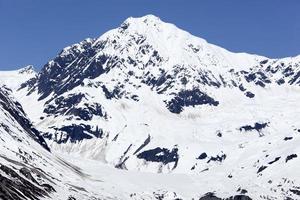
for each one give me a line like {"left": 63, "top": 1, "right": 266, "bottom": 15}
{"left": 0, "top": 86, "right": 109, "bottom": 200}
{"left": 1, "top": 15, "right": 300, "bottom": 199}
{"left": 1, "top": 85, "right": 177, "bottom": 200}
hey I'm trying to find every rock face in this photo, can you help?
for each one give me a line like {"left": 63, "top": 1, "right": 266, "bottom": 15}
{"left": 0, "top": 87, "right": 52, "bottom": 199}
{"left": 0, "top": 86, "right": 50, "bottom": 151}
{"left": 2, "top": 15, "right": 300, "bottom": 199}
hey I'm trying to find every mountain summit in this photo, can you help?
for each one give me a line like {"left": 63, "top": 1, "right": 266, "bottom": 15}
{"left": 26, "top": 15, "right": 267, "bottom": 101}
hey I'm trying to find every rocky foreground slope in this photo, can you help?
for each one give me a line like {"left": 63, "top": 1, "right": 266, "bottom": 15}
{"left": 0, "top": 86, "right": 106, "bottom": 199}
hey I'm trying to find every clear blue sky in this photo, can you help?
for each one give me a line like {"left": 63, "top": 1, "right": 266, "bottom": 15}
{"left": 0, "top": 0, "right": 299, "bottom": 71}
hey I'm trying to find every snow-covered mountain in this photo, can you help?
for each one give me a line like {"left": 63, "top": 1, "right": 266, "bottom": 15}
{"left": 1, "top": 15, "right": 300, "bottom": 199}
{"left": 0, "top": 85, "right": 116, "bottom": 199}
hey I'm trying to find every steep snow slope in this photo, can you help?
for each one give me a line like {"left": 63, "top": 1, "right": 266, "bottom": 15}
{"left": 0, "top": 86, "right": 121, "bottom": 200}
{"left": 2, "top": 14, "right": 300, "bottom": 199}
{"left": 0, "top": 65, "right": 36, "bottom": 90}
{"left": 0, "top": 85, "right": 257, "bottom": 200}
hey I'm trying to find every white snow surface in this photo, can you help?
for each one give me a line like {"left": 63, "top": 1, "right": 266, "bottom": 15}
{"left": 0, "top": 65, "right": 36, "bottom": 90}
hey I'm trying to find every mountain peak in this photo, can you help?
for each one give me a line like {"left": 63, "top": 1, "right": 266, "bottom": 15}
{"left": 34, "top": 14, "right": 269, "bottom": 101}
{"left": 124, "top": 14, "right": 162, "bottom": 25}
{"left": 118, "top": 14, "right": 167, "bottom": 34}
{"left": 18, "top": 65, "right": 35, "bottom": 74}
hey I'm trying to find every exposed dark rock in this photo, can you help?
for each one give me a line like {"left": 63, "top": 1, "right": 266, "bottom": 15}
{"left": 19, "top": 77, "right": 37, "bottom": 91}
{"left": 226, "top": 195, "right": 252, "bottom": 200}
{"left": 44, "top": 93, "right": 85, "bottom": 114}
{"left": 0, "top": 88, "right": 50, "bottom": 151}
{"left": 286, "top": 154, "right": 297, "bottom": 162}
{"left": 44, "top": 93, "right": 107, "bottom": 121}
{"left": 239, "top": 122, "right": 268, "bottom": 132}
{"left": 245, "top": 91, "right": 255, "bottom": 98}
{"left": 290, "top": 189, "right": 300, "bottom": 196}
{"left": 197, "top": 153, "right": 208, "bottom": 160}
{"left": 137, "top": 147, "right": 179, "bottom": 169}
{"left": 207, "top": 153, "right": 226, "bottom": 163}
{"left": 268, "top": 157, "right": 281, "bottom": 165}
{"left": 102, "top": 85, "right": 124, "bottom": 99}
{"left": 199, "top": 192, "right": 252, "bottom": 200}
{"left": 245, "top": 73, "right": 256, "bottom": 82}
{"left": 276, "top": 79, "right": 285, "bottom": 85}
{"left": 237, "top": 188, "right": 248, "bottom": 194}
{"left": 35, "top": 40, "right": 116, "bottom": 100}
{"left": 283, "top": 66, "right": 294, "bottom": 77}
{"left": 0, "top": 165, "right": 54, "bottom": 200}
{"left": 289, "top": 71, "right": 300, "bottom": 85}
{"left": 133, "top": 135, "right": 151, "bottom": 155}
{"left": 166, "top": 88, "right": 219, "bottom": 114}
{"left": 199, "top": 192, "right": 222, "bottom": 200}
{"left": 260, "top": 59, "right": 269, "bottom": 65}
{"left": 115, "top": 144, "right": 133, "bottom": 170}
{"left": 257, "top": 165, "right": 267, "bottom": 173}
{"left": 216, "top": 131, "right": 222, "bottom": 137}
{"left": 43, "top": 124, "right": 103, "bottom": 144}
{"left": 284, "top": 137, "right": 293, "bottom": 141}
{"left": 255, "top": 81, "right": 265, "bottom": 87}
{"left": 244, "top": 70, "right": 272, "bottom": 88}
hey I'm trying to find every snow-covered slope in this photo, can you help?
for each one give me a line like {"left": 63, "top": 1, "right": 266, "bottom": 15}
{"left": 0, "top": 65, "right": 36, "bottom": 90}
{"left": 2, "top": 15, "right": 300, "bottom": 199}
{"left": 0, "top": 86, "right": 102, "bottom": 199}
{"left": 0, "top": 84, "right": 255, "bottom": 200}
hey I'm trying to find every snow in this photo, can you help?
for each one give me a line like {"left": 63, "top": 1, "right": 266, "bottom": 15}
{"left": 0, "top": 65, "right": 36, "bottom": 90}
{"left": 1, "top": 14, "right": 300, "bottom": 199}
{"left": 95, "top": 14, "right": 266, "bottom": 72}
